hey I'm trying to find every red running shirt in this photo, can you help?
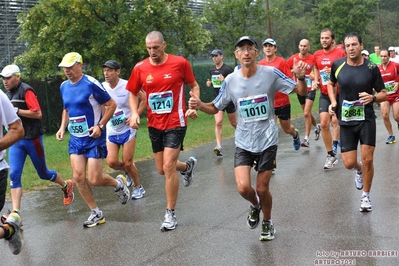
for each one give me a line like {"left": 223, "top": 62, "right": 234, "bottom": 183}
{"left": 314, "top": 48, "right": 346, "bottom": 95}
{"left": 287, "top": 53, "right": 315, "bottom": 91}
{"left": 258, "top": 56, "right": 291, "bottom": 108}
{"left": 126, "top": 55, "right": 196, "bottom": 130}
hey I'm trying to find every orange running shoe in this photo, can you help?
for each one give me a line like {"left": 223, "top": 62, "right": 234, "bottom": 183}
{"left": 62, "top": 180, "right": 75, "bottom": 205}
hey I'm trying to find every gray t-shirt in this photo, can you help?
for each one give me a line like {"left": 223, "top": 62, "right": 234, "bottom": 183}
{"left": 213, "top": 66, "right": 296, "bottom": 153}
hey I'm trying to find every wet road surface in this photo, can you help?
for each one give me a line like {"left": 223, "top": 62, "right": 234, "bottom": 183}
{"left": 2, "top": 113, "right": 399, "bottom": 266}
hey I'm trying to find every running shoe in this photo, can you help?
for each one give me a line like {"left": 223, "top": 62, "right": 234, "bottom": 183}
{"left": 62, "top": 179, "right": 75, "bottom": 205}
{"left": 301, "top": 140, "right": 309, "bottom": 147}
{"left": 314, "top": 124, "right": 321, "bottom": 141}
{"left": 213, "top": 147, "right": 223, "bottom": 156}
{"left": 247, "top": 205, "right": 261, "bottom": 229}
{"left": 115, "top": 174, "right": 130, "bottom": 204}
{"left": 5, "top": 212, "right": 23, "bottom": 255}
{"left": 293, "top": 129, "right": 301, "bottom": 151}
{"left": 385, "top": 135, "right": 396, "bottom": 144}
{"left": 1, "top": 209, "right": 22, "bottom": 225}
{"left": 160, "top": 209, "right": 177, "bottom": 232}
{"left": 323, "top": 155, "right": 338, "bottom": 169}
{"left": 125, "top": 173, "right": 133, "bottom": 188}
{"left": 131, "top": 185, "right": 146, "bottom": 200}
{"left": 355, "top": 169, "right": 363, "bottom": 190}
{"left": 181, "top": 156, "right": 197, "bottom": 187}
{"left": 259, "top": 220, "right": 275, "bottom": 241}
{"left": 359, "top": 196, "right": 372, "bottom": 212}
{"left": 83, "top": 210, "right": 106, "bottom": 228}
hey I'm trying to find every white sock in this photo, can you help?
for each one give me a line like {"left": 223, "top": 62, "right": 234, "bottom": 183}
{"left": 116, "top": 180, "right": 123, "bottom": 190}
{"left": 362, "top": 191, "right": 369, "bottom": 198}
{"left": 92, "top": 207, "right": 100, "bottom": 215}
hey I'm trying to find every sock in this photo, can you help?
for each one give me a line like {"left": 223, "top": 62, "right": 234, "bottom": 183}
{"left": 304, "top": 136, "right": 309, "bottom": 141}
{"left": 333, "top": 140, "right": 338, "bottom": 146}
{"left": 62, "top": 182, "right": 68, "bottom": 190}
{"left": 362, "top": 191, "right": 370, "bottom": 198}
{"left": 92, "top": 207, "right": 101, "bottom": 215}
{"left": 266, "top": 219, "right": 273, "bottom": 225}
{"left": 166, "top": 209, "right": 175, "bottom": 216}
{"left": 328, "top": 151, "right": 335, "bottom": 157}
{"left": 116, "top": 180, "right": 123, "bottom": 190}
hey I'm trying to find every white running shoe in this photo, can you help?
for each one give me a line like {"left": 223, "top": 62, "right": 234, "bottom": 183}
{"left": 360, "top": 196, "right": 372, "bottom": 212}
{"left": 323, "top": 156, "right": 338, "bottom": 169}
{"left": 314, "top": 124, "right": 321, "bottom": 141}
{"left": 160, "top": 209, "right": 177, "bottom": 232}
{"left": 181, "top": 156, "right": 197, "bottom": 187}
{"left": 125, "top": 173, "right": 133, "bottom": 188}
{"left": 355, "top": 170, "right": 363, "bottom": 190}
{"left": 115, "top": 174, "right": 130, "bottom": 204}
{"left": 131, "top": 185, "right": 146, "bottom": 200}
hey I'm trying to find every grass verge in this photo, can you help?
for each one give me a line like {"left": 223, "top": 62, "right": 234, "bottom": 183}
{"left": 8, "top": 92, "right": 319, "bottom": 193}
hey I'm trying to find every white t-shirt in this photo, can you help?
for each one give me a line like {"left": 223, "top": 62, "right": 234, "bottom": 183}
{"left": 102, "top": 78, "right": 135, "bottom": 136}
{"left": 389, "top": 56, "right": 399, "bottom": 64}
{"left": 0, "top": 90, "right": 20, "bottom": 170}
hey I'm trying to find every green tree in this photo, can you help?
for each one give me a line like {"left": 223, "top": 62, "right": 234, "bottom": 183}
{"left": 309, "top": 0, "right": 379, "bottom": 49}
{"left": 15, "top": 0, "right": 211, "bottom": 80}
{"left": 268, "top": 0, "right": 317, "bottom": 57}
{"left": 203, "top": 0, "right": 269, "bottom": 59}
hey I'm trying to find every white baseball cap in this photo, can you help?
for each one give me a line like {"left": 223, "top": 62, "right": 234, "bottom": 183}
{"left": 0, "top": 64, "right": 21, "bottom": 78}
{"left": 361, "top": 50, "right": 369, "bottom": 56}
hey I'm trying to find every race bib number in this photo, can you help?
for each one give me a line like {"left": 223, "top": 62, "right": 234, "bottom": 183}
{"left": 148, "top": 91, "right": 173, "bottom": 114}
{"left": 320, "top": 70, "right": 330, "bottom": 86}
{"left": 238, "top": 94, "right": 270, "bottom": 123}
{"left": 211, "top": 75, "right": 222, "bottom": 88}
{"left": 68, "top": 115, "right": 89, "bottom": 137}
{"left": 384, "top": 81, "right": 395, "bottom": 95}
{"left": 341, "top": 100, "right": 365, "bottom": 122}
{"left": 109, "top": 109, "right": 126, "bottom": 129}
{"left": 305, "top": 75, "right": 311, "bottom": 89}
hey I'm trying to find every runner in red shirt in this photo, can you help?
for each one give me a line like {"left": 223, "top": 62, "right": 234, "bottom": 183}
{"left": 313, "top": 28, "right": 346, "bottom": 169}
{"left": 126, "top": 31, "right": 200, "bottom": 232}
{"left": 287, "top": 39, "right": 320, "bottom": 147}
{"left": 377, "top": 49, "right": 399, "bottom": 144}
{"left": 258, "top": 38, "right": 301, "bottom": 151}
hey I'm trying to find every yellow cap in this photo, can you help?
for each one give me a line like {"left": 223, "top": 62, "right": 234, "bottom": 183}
{"left": 58, "top": 52, "right": 83, "bottom": 67}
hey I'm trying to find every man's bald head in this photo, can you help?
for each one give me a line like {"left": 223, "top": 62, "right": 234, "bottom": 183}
{"left": 298, "top": 39, "right": 310, "bottom": 55}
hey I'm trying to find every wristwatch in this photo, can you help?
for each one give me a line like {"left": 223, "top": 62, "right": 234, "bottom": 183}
{"left": 372, "top": 95, "right": 376, "bottom": 102}
{"left": 98, "top": 124, "right": 104, "bottom": 131}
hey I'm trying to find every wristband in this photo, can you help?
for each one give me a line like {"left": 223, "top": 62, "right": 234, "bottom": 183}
{"left": 296, "top": 74, "right": 305, "bottom": 80}
{"left": 97, "top": 124, "right": 104, "bottom": 131}
{"left": 13, "top": 107, "right": 18, "bottom": 114}
{"left": 372, "top": 95, "right": 376, "bottom": 103}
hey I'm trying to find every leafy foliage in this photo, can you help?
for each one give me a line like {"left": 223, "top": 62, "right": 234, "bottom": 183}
{"left": 15, "top": 0, "right": 211, "bottom": 79}
{"left": 203, "top": 0, "right": 268, "bottom": 59}
{"left": 309, "top": 0, "right": 378, "bottom": 49}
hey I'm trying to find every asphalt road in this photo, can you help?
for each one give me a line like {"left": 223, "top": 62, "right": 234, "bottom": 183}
{"left": 2, "top": 111, "right": 399, "bottom": 266}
